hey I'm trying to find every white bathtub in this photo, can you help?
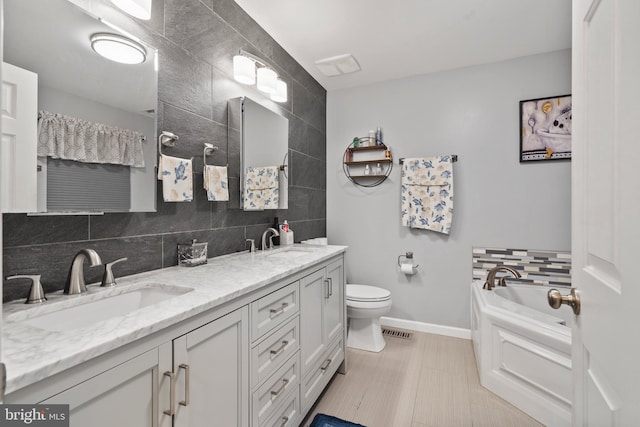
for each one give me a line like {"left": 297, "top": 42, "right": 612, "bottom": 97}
{"left": 471, "top": 280, "right": 572, "bottom": 427}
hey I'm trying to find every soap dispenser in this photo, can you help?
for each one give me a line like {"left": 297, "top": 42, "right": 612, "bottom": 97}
{"left": 279, "top": 220, "right": 294, "bottom": 246}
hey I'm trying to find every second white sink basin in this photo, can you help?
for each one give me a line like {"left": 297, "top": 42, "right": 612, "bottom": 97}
{"left": 21, "top": 284, "right": 193, "bottom": 332}
{"left": 265, "top": 247, "right": 316, "bottom": 259}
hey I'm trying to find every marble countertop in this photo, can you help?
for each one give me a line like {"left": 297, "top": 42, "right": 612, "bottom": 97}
{"left": 2, "top": 244, "right": 347, "bottom": 395}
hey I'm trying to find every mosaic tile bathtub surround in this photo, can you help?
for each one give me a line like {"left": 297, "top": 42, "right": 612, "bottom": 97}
{"left": 472, "top": 247, "right": 571, "bottom": 287}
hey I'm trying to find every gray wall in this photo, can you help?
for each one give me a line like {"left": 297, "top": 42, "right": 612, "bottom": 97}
{"left": 327, "top": 50, "right": 571, "bottom": 330}
{"left": 3, "top": 0, "right": 327, "bottom": 302}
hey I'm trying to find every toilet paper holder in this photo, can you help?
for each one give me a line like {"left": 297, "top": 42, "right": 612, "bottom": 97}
{"left": 397, "top": 251, "right": 419, "bottom": 273}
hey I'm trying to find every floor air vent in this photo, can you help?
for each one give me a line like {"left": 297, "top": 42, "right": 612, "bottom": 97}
{"left": 381, "top": 327, "right": 413, "bottom": 340}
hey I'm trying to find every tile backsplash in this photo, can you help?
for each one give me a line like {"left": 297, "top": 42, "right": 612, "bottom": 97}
{"left": 472, "top": 247, "right": 571, "bottom": 287}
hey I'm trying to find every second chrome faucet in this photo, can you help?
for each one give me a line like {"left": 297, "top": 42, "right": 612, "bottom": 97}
{"left": 64, "top": 249, "right": 103, "bottom": 295}
{"left": 261, "top": 228, "right": 280, "bottom": 251}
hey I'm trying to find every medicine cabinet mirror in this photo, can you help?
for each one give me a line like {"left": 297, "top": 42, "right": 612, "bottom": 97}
{"left": 4, "top": 0, "right": 158, "bottom": 213}
{"left": 228, "top": 97, "right": 288, "bottom": 210}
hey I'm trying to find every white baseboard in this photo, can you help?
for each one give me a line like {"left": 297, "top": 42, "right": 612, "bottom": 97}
{"left": 380, "top": 316, "right": 471, "bottom": 340}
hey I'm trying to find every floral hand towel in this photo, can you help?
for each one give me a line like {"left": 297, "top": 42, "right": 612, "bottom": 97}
{"left": 401, "top": 156, "right": 454, "bottom": 234}
{"left": 157, "top": 154, "right": 193, "bottom": 202}
{"left": 243, "top": 166, "right": 279, "bottom": 210}
{"left": 204, "top": 165, "right": 229, "bottom": 201}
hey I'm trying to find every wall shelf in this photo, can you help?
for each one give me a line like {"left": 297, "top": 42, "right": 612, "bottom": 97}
{"left": 342, "top": 137, "right": 393, "bottom": 187}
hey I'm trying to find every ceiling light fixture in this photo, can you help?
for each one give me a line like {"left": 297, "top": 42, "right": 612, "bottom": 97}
{"left": 91, "top": 33, "right": 147, "bottom": 65}
{"left": 110, "top": 0, "right": 152, "bottom": 20}
{"left": 233, "top": 50, "right": 287, "bottom": 103}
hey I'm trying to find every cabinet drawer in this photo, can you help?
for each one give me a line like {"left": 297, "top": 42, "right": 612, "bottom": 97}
{"left": 302, "top": 339, "right": 344, "bottom": 413}
{"left": 252, "top": 316, "right": 300, "bottom": 388}
{"left": 253, "top": 352, "right": 300, "bottom": 427}
{"left": 251, "top": 281, "right": 299, "bottom": 341}
{"left": 260, "top": 385, "right": 300, "bottom": 427}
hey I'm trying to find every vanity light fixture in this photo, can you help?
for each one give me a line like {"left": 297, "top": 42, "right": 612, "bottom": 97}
{"left": 233, "top": 50, "right": 287, "bottom": 103}
{"left": 110, "top": 0, "right": 152, "bottom": 20}
{"left": 270, "top": 79, "right": 287, "bottom": 103}
{"left": 90, "top": 33, "right": 147, "bottom": 65}
{"left": 233, "top": 55, "right": 256, "bottom": 85}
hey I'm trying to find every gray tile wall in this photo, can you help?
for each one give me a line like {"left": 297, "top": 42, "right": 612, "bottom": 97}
{"left": 2, "top": 0, "right": 326, "bottom": 302}
{"left": 472, "top": 247, "right": 571, "bottom": 287}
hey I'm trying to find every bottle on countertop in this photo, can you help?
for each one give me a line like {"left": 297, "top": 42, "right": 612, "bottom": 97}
{"left": 279, "top": 220, "right": 294, "bottom": 245}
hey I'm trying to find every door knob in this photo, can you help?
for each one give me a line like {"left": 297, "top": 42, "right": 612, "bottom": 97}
{"left": 547, "top": 288, "right": 581, "bottom": 315}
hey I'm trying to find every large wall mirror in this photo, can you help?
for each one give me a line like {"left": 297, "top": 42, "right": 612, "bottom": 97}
{"left": 229, "top": 97, "right": 288, "bottom": 211}
{"left": 4, "top": 0, "right": 158, "bottom": 213}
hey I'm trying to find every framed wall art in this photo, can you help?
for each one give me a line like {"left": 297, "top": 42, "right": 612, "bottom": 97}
{"left": 519, "top": 94, "right": 572, "bottom": 162}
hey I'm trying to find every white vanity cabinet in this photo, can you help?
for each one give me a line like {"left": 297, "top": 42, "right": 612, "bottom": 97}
{"left": 4, "top": 251, "right": 346, "bottom": 427}
{"left": 171, "top": 307, "right": 249, "bottom": 427}
{"left": 6, "top": 308, "right": 248, "bottom": 427}
{"left": 41, "top": 345, "right": 170, "bottom": 427}
{"left": 300, "top": 258, "right": 345, "bottom": 413}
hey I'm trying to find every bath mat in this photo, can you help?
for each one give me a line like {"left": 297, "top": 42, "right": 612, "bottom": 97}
{"left": 310, "top": 413, "right": 366, "bottom": 427}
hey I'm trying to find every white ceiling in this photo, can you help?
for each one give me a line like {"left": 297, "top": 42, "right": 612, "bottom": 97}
{"left": 233, "top": 0, "right": 572, "bottom": 91}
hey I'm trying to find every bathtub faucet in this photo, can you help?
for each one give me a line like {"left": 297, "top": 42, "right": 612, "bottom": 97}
{"left": 483, "top": 266, "right": 521, "bottom": 290}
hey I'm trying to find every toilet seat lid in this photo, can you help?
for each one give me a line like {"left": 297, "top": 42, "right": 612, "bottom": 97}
{"left": 346, "top": 284, "right": 391, "bottom": 302}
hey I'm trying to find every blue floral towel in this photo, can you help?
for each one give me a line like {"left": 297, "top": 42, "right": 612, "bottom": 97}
{"left": 401, "top": 156, "right": 454, "bottom": 234}
{"left": 204, "top": 165, "right": 229, "bottom": 201}
{"left": 243, "top": 166, "right": 279, "bottom": 210}
{"left": 157, "top": 154, "right": 193, "bottom": 202}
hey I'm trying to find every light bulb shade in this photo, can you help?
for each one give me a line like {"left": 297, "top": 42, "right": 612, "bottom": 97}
{"left": 91, "top": 33, "right": 147, "bottom": 64}
{"left": 233, "top": 55, "right": 256, "bottom": 85}
{"left": 110, "top": 0, "right": 152, "bottom": 20}
{"left": 256, "top": 67, "right": 278, "bottom": 94}
{"left": 270, "top": 78, "right": 287, "bottom": 103}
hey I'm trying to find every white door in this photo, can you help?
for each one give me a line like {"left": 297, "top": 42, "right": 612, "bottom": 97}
{"left": 1, "top": 62, "right": 37, "bottom": 212}
{"left": 571, "top": 0, "right": 640, "bottom": 425}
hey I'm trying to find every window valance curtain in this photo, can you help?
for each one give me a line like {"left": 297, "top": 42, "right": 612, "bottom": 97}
{"left": 37, "top": 110, "right": 146, "bottom": 167}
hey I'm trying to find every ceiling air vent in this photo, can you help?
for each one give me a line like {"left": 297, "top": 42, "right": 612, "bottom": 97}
{"left": 314, "top": 54, "right": 361, "bottom": 77}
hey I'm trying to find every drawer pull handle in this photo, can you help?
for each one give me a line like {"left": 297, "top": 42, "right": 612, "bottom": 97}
{"left": 270, "top": 302, "right": 289, "bottom": 318}
{"left": 179, "top": 363, "right": 190, "bottom": 407}
{"left": 271, "top": 378, "right": 290, "bottom": 398}
{"left": 324, "top": 279, "right": 330, "bottom": 299}
{"left": 281, "top": 415, "right": 289, "bottom": 426}
{"left": 320, "top": 358, "right": 332, "bottom": 372}
{"left": 163, "top": 371, "right": 176, "bottom": 416}
{"left": 328, "top": 277, "right": 333, "bottom": 297}
{"left": 270, "top": 340, "right": 289, "bottom": 358}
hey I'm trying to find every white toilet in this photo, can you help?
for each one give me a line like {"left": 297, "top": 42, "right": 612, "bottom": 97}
{"left": 346, "top": 284, "right": 392, "bottom": 352}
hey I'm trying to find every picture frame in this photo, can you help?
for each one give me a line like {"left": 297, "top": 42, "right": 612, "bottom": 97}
{"left": 519, "top": 94, "right": 572, "bottom": 162}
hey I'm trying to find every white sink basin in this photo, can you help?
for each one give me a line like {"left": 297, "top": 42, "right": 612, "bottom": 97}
{"left": 265, "top": 247, "right": 315, "bottom": 259}
{"left": 20, "top": 284, "right": 193, "bottom": 332}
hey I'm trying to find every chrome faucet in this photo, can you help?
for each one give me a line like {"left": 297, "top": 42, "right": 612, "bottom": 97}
{"left": 64, "top": 249, "right": 103, "bottom": 295}
{"left": 483, "top": 266, "right": 521, "bottom": 290}
{"left": 261, "top": 228, "right": 280, "bottom": 250}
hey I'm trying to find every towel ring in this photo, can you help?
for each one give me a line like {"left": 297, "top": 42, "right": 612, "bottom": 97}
{"left": 158, "top": 131, "right": 179, "bottom": 155}
{"left": 203, "top": 143, "right": 219, "bottom": 166}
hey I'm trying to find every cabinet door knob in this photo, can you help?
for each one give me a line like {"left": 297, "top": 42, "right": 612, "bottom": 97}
{"left": 179, "top": 364, "right": 190, "bottom": 407}
{"left": 270, "top": 378, "right": 289, "bottom": 398}
{"left": 270, "top": 302, "right": 288, "bottom": 318}
{"left": 270, "top": 340, "right": 289, "bottom": 358}
{"left": 163, "top": 371, "right": 176, "bottom": 416}
{"left": 320, "top": 358, "right": 332, "bottom": 371}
